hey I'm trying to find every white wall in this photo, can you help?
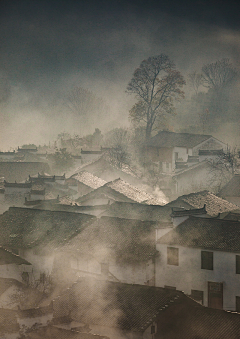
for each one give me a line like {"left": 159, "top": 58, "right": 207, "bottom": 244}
{"left": 172, "top": 147, "right": 192, "bottom": 171}
{"left": 156, "top": 244, "right": 240, "bottom": 311}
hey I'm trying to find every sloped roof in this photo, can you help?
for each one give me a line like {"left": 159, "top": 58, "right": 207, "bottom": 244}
{"left": 146, "top": 131, "right": 212, "bottom": 148}
{"left": 218, "top": 174, "right": 240, "bottom": 197}
{"left": 0, "top": 308, "right": 19, "bottom": 335}
{"left": 101, "top": 201, "right": 173, "bottom": 222}
{"left": 158, "top": 216, "right": 240, "bottom": 252}
{"left": 53, "top": 278, "right": 189, "bottom": 332}
{"left": 158, "top": 300, "right": 240, "bottom": 339}
{"left": 0, "top": 207, "right": 96, "bottom": 250}
{"left": 0, "top": 278, "right": 24, "bottom": 296}
{"left": 0, "top": 247, "right": 31, "bottom": 265}
{"left": 71, "top": 171, "right": 106, "bottom": 189}
{"left": 106, "top": 178, "right": 165, "bottom": 204}
{"left": 25, "top": 325, "right": 108, "bottom": 339}
{"left": 63, "top": 216, "right": 157, "bottom": 264}
{"left": 0, "top": 162, "right": 50, "bottom": 182}
{"left": 168, "top": 190, "right": 238, "bottom": 216}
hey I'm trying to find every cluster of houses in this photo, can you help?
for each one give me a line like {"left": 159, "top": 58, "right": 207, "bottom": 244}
{"left": 1, "top": 131, "right": 240, "bottom": 338}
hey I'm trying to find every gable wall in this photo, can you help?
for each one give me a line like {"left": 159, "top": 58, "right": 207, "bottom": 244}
{"left": 193, "top": 138, "right": 227, "bottom": 156}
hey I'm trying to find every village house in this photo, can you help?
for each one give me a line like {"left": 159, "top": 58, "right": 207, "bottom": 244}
{"left": 145, "top": 131, "right": 227, "bottom": 173}
{"left": 76, "top": 178, "right": 166, "bottom": 206}
{"left": 55, "top": 216, "right": 159, "bottom": 286}
{"left": 0, "top": 247, "right": 31, "bottom": 284}
{"left": 167, "top": 190, "right": 238, "bottom": 216}
{"left": 52, "top": 277, "right": 197, "bottom": 339}
{"left": 0, "top": 151, "right": 17, "bottom": 161}
{"left": 0, "top": 161, "right": 50, "bottom": 182}
{"left": 71, "top": 153, "right": 144, "bottom": 188}
{"left": 66, "top": 171, "right": 107, "bottom": 198}
{"left": 156, "top": 216, "right": 240, "bottom": 311}
{"left": 0, "top": 207, "right": 96, "bottom": 285}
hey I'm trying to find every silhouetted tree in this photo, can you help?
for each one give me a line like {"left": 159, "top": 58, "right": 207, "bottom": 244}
{"left": 201, "top": 58, "right": 237, "bottom": 91}
{"left": 126, "top": 54, "right": 185, "bottom": 140}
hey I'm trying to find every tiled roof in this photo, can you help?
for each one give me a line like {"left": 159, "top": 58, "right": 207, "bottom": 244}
{"left": 76, "top": 178, "right": 165, "bottom": 205}
{"left": 106, "top": 179, "right": 152, "bottom": 203}
{"left": 168, "top": 191, "right": 238, "bottom": 216}
{"left": 145, "top": 131, "right": 212, "bottom": 148}
{"left": 218, "top": 175, "right": 240, "bottom": 197}
{"left": 158, "top": 216, "right": 240, "bottom": 252}
{"left": 71, "top": 171, "right": 106, "bottom": 189}
{"left": 63, "top": 216, "right": 157, "bottom": 264}
{"left": 0, "top": 247, "right": 31, "bottom": 265}
{"left": 53, "top": 278, "right": 187, "bottom": 332}
{"left": 25, "top": 325, "right": 107, "bottom": 339}
{"left": 0, "top": 308, "right": 19, "bottom": 334}
{"left": 17, "top": 304, "right": 53, "bottom": 319}
{"left": 101, "top": 201, "right": 173, "bottom": 222}
{"left": 160, "top": 302, "right": 240, "bottom": 339}
{"left": 0, "top": 278, "right": 24, "bottom": 296}
{"left": 0, "top": 207, "right": 96, "bottom": 250}
{"left": 0, "top": 162, "right": 50, "bottom": 182}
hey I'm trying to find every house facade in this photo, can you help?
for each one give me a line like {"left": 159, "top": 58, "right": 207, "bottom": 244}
{"left": 145, "top": 131, "right": 227, "bottom": 173}
{"left": 156, "top": 216, "right": 240, "bottom": 311}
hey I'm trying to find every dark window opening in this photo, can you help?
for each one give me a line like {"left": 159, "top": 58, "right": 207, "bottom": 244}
{"left": 167, "top": 247, "right": 179, "bottom": 266}
{"left": 236, "top": 255, "right": 240, "bottom": 274}
{"left": 201, "top": 251, "right": 213, "bottom": 270}
{"left": 236, "top": 296, "right": 240, "bottom": 312}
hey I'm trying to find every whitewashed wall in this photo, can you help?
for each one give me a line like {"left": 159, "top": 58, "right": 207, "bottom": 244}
{"left": 156, "top": 243, "right": 240, "bottom": 310}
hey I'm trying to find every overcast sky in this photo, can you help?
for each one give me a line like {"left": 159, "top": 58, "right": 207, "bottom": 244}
{"left": 1, "top": 0, "right": 240, "bottom": 149}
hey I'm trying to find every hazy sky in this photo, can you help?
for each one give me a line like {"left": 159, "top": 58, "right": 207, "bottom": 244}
{"left": 1, "top": 0, "right": 240, "bottom": 149}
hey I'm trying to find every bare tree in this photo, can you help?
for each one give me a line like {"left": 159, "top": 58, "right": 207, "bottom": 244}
{"left": 207, "top": 148, "right": 238, "bottom": 192}
{"left": 64, "top": 87, "right": 110, "bottom": 131}
{"left": 126, "top": 54, "right": 185, "bottom": 140}
{"left": 187, "top": 71, "right": 203, "bottom": 95}
{"left": 104, "top": 128, "right": 131, "bottom": 169}
{"left": 201, "top": 58, "right": 237, "bottom": 91}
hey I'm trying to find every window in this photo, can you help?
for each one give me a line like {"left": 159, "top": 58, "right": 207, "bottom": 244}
{"left": 101, "top": 263, "right": 109, "bottom": 275}
{"left": 201, "top": 251, "right": 213, "bottom": 270}
{"left": 167, "top": 247, "right": 179, "bottom": 266}
{"left": 236, "top": 296, "right": 240, "bottom": 312}
{"left": 236, "top": 255, "right": 240, "bottom": 274}
{"left": 175, "top": 152, "right": 179, "bottom": 161}
{"left": 191, "top": 290, "right": 204, "bottom": 304}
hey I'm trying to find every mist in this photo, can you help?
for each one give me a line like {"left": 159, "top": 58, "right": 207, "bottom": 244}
{"left": 0, "top": 0, "right": 240, "bottom": 150}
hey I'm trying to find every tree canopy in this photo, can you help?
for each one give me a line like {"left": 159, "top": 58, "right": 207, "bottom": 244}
{"left": 126, "top": 54, "right": 185, "bottom": 140}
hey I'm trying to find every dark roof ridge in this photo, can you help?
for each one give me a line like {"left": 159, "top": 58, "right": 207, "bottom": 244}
{"left": 171, "top": 205, "right": 207, "bottom": 217}
{"left": 157, "top": 130, "right": 212, "bottom": 138}
{"left": 7, "top": 206, "right": 97, "bottom": 218}
{"left": 53, "top": 276, "right": 186, "bottom": 300}
{"left": 100, "top": 215, "right": 158, "bottom": 225}
{"left": 188, "top": 215, "right": 240, "bottom": 224}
